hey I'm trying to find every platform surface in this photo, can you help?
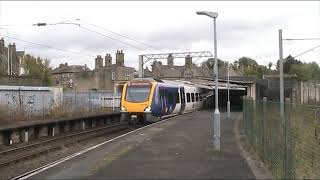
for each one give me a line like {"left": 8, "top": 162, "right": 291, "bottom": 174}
{"left": 30, "top": 111, "right": 254, "bottom": 179}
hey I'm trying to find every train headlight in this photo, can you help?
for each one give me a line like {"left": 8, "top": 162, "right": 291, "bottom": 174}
{"left": 121, "top": 106, "right": 127, "bottom": 112}
{"left": 144, "top": 106, "right": 151, "bottom": 112}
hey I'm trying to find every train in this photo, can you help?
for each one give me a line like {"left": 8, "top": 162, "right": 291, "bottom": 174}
{"left": 120, "top": 78, "right": 212, "bottom": 123}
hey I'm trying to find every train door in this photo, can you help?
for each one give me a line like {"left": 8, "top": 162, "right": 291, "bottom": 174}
{"left": 179, "top": 87, "right": 186, "bottom": 114}
{"left": 159, "top": 88, "right": 165, "bottom": 115}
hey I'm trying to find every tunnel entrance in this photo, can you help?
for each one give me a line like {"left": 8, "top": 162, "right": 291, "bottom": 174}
{"left": 202, "top": 89, "right": 246, "bottom": 111}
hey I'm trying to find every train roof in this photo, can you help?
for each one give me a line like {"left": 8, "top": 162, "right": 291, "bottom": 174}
{"left": 161, "top": 80, "right": 212, "bottom": 89}
{"left": 127, "top": 78, "right": 212, "bottom": 90}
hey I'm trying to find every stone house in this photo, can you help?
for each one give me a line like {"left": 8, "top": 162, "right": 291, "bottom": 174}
{"left": 0, "top": 38, "right": 21, "bottom": 76}
{"left": 51, "top": 63, "right": 91, "bottom": 90}
{"left": 51, "top": 50, "right": 137, "bottom": 92}
{"left": 144, "top": 54, "right": 240, "bottom": 80}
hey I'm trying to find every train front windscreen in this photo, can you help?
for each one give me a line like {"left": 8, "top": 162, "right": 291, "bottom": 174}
{"left": 125, "top": 83, "right": 151, "bottom": 103}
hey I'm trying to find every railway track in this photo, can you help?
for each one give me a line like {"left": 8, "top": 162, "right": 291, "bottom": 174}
{"left": 0, "top": 122, "right": 129, "bottom": 168}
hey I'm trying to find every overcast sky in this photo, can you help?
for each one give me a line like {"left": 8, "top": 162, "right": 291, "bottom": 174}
{"left": 0, "top": 1, "right": 319, "bottom": 71}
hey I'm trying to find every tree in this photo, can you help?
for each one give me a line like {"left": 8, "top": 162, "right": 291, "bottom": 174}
{"left": 268, "top": 62, "right": 273, "bottom": 70}
{"left": 238, "top": 57, "right": 258, "bottom": 68}
{"left": 202, "top": 58, "right": 226, "bottom": 69}
{"left": 22, "top": 54, "right": 53, "bottom": 86}
{"left": 276, "top": 55, "right": 320, "bottom": 81}
{"left": 234, "top": 57, "right": 267, "bottom": 78}
{"left": 289, "top": 64, "right": 312, "bottom": 81}
{"left": 276, "top": 55, "right": 302, "bottom": 73}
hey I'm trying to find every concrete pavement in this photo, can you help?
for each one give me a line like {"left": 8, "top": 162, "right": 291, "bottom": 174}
{"left": 29, "top": 111, "right": 255, "bottom": 179}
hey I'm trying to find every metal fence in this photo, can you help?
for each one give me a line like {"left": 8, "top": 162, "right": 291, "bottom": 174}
{"left": 62, "top": 91, "right": 121, "bottom": 113}
{"left": 243, "top": 98, "right": 320, "bottom": 179}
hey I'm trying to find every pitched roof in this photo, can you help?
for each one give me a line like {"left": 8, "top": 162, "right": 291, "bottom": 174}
{"left": 16, "top": 51, "right": 25, "bottom": 58}
{"left": 149, "top": 63, "right": 213, "bottom": 78}
{"left": 51, "top": 65, "right": 91, "bottom": 74}
{"left": 95, "top": 64, "right": 136, "bottom": 73}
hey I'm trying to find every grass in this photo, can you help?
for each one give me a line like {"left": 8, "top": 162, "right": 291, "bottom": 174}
{"left": 244, "top": 100, "right": 320, "bottom": 179}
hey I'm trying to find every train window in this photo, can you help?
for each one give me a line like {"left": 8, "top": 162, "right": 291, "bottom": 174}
{"left": 200, "top": 95, "right": 203, "bottom": 101}
{"left": 191, "top": 93, "right": 195, "bottom": 102}
{"left": 175, "top": 92, "right": 180, "bottom": 103}
{"left": 186, "top": 93, "right": 190, "bottom": 102}
{"left": 168, "top": 93, "right": 174, "bottom": 104}
{"left": 126, "top": 85, "right": 151, "bottom": 102}
{"left": 195, "top": 93, "right": 199, "bottom": 102}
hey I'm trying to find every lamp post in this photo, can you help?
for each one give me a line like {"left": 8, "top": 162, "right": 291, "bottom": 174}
{"left": 227, "top": 61, "right": 230, "bottom": 118}
{"left": 197, "top": 11, "right": 220, "bottom": 150}
{"left": 279, "top": 29, "right": 284, "bottom": 119}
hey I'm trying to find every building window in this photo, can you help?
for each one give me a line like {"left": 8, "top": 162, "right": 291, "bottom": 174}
{"left": 112, "top": 72, "right": 115, "bottom": 80}
{"left": 124, "top": 73, "right": 130, "bottom": 81}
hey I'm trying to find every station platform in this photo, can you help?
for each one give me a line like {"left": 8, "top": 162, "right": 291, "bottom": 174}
{"left": 30, "top": 111, "right": 255, "bottom": 179}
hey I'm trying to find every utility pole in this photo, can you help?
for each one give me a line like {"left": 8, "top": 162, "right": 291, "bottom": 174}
{"left": 7, "top": 41, "right": 10, "bottom": 75}
{"left": 227, "top": 62, "right": 230, "bottom": 118}
{"left": 279, "top": 29, "right": 284, "bottom": 119}
{"left": 139, "top": 55, "right": 143, "bottom": 78}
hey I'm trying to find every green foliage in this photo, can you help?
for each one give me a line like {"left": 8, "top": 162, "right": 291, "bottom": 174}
{"left": 202, "top": 55, "right": 320, "bottom": 81}
{"left": 289, "top": 62, "right": 320, "bottom": 81}
{"left": 238, "top": 56, "right": 258, "bottom": 68}
{"left": 268, "top": 62, "right": 273, "bottom": 70}
{"left": 202, "top": 58, "right": 226, "bottom": 69}
{"left": 276, "top": 55, "right": 320, "bottom": 81}
{"left": 234, "top": 57, "right": 268, "bottom": 78}
{"left": 276, "top": 55, "right": 303, "bottom": 73}
{"left": 22, "top": 54, "right": 53, "bottom": 86}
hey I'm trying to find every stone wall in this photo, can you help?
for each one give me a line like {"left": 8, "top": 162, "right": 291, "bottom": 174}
{"left": 0, "top": 76, "right": 42, "bottom": 86}
{"left": 298, "top": 81, "right": 320, "bottom": 104}
{"left": 68, "top": 71, "right": 99, "bottom": 91}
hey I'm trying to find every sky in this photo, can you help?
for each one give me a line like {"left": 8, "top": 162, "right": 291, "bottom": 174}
{"left": 0, "top": 1, "right": 319, "bottom": 71}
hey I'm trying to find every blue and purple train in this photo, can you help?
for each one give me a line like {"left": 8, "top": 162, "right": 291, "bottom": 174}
{"left": 120, "top": 78, "right": 212, "bottom": 123}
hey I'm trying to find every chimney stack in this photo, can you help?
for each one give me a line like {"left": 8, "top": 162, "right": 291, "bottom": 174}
{"left": 185, "top": 55, "right": 192, "bottom": 69}
{"left": 8, "top": 43, "right": 16, "bottom": 53}
{"left": 0, "top": 38, "right": 4, "bottom": 47}
{"left": 167, "top": 54, "right": 174, "bottom": 68}
{"left": 116, "top": 50, "right": 124, "bottom": 66}
{"left": 95, "top": 55, "right": 103, "bottom": 69}
{"left": 105, "top": 53, "right": 112, "bottom": 66}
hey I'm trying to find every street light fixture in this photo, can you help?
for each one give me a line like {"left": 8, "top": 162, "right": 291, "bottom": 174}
{"left": 197, "top": 11, "right": 220, "bottom": 150}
